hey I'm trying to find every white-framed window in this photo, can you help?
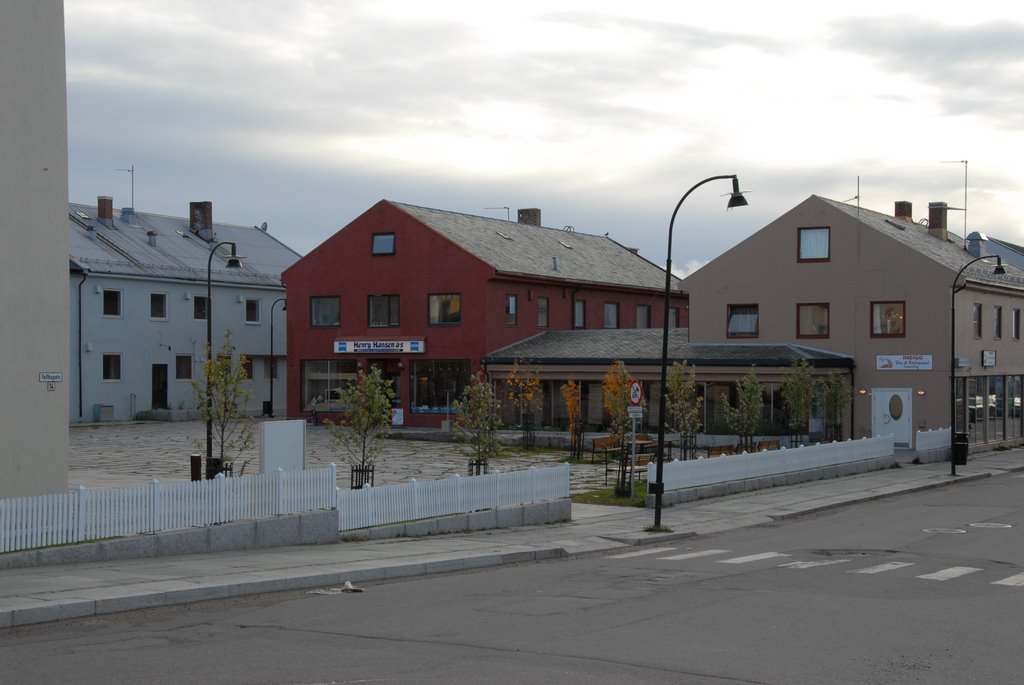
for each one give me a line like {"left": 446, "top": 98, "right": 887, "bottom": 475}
{"left": 102, "top": 353, "right": 121, "bottom": 381}
{"left": 798, "top": 227, "right": 830, "bottom": 261}
{"left": 727, "top": 304, "right": 759, "bottom": 338}
{"left": 102, "top": 289, "right": 122, "bottom": 317}
{"left": 245, "top": 298, "right": 261, "bottom": 324}
{"left": 150, "top": 292, "right": 167, "bottom": 319}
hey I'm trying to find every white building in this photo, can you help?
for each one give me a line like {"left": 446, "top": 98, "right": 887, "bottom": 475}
{"left": 69, "top": 198, "right": 301, "bottom": 422}
{"left": 0, "top": 0, "right": 70, "bottom": 497}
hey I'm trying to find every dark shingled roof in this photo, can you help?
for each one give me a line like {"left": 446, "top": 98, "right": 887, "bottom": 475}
{"left": 392, "top": 202, "right": 678, "bottom": 292}
{"left": 484, "top": 329, "right": 853, "bottom": 368}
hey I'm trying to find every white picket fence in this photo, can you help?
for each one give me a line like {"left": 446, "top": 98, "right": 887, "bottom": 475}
{"left": 337, "top": 464, "right": 571, "bottom": 531}
{"left": 648, "top": 435, "right": 896, "bottom": 492}
{"left": 0, "top": 465, "right": 338, "bottom": 554}
{"left": 916, "top": 427, "right": 951, "bottom": 452}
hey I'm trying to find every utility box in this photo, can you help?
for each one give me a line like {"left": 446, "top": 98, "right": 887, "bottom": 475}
{"left": 93, "top": 403, "right": 114, "bottom": 422}
{"left": 953, "top": 432, "right": 969, "bottom": 466}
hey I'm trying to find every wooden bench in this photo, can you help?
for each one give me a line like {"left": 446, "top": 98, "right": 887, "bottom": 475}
{"left": 756, "top": 438, "right": 781, "bottom": 451}
{"left": 706, "top": 444, "right": 737, "bottom": 458}
{"left": 605, "top": 451, "right": 655, "bottom": 484}
{"left": 590, "top": 436, "right": 622, "bottom": 463}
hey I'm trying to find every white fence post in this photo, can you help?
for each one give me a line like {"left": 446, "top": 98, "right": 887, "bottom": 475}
{"left": 149, "top": 479, "right": 161, "bottom": 534}
{"left": 410, "top": 479, "right": 419, "bottom": 520}
{"left": 276, "top": 468, "right": 285, "bottom": 516}
{"left": 74, "top": 484, "right": 87, "bottom": 544}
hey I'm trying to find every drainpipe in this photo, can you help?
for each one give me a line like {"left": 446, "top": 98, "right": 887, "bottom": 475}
{"left": 76, "top": 272, "right": 88, "bottom": 419}
{"left": 848, "top": 367, "right": 856, "bottom": 439}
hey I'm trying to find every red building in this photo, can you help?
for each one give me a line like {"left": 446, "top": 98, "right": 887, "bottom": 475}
{"left": 282, "top": 200, "right": 684, "bottom": 427}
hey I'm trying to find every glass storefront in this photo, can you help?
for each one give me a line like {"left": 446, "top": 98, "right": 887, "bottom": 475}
{"left": 300, "top": 359, "right": 358, "bottom": 412}
{"left": 963, "top": 374, "right": 1022, "bottom": 444}
{"left": 410, "top": 360, "right": 471, "bottom": 413}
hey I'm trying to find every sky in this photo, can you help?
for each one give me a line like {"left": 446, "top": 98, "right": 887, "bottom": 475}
{"left": 64, "top": 1, "right": 1024, "bottom": 276}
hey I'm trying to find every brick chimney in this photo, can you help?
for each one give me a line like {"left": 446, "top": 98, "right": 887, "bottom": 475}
{"left": 517, "top": 208, "right": 541, "bottom": 226}
{"left": 189, "top": 201, "right": 214, "bottom": 241}
{"left": 894, "top": 201, "right": 913, "bottom": 222}
{"left": 97, "top": 196, "right": 114, "bottom": 227}
{"left": 928, "top": 202, "right": 948, "bottom": 241}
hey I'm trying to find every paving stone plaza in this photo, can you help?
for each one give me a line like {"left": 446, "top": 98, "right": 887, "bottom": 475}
{"left": 68, "top": 421, "right": 608, "bottom": 493}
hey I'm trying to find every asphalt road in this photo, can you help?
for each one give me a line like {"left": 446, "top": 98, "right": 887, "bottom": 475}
{"left": 3, "top": 472, "right": 1024, "bottom": 684}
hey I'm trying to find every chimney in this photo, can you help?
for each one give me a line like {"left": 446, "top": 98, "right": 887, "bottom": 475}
{"left": 97, "top": 196, "right": 114, "bottom": 227}
{"left": 928, "top": 202, "right": 948, "bottom": 241}
{"left": 966, "top": 231, "right": 987, "bottom": 258}
{"left": 120, "top": 207, "right": 137, "bottom": 225}
{"left": 517, "top": 208, "right": 541, "bottom": 226}
{"left": 189, "top": 201, "right": 214, "bottom": 241}
{"left": 147, "top": 230, "right": 158, "bottom": 248}
{"left": 894, "top": 201, "right": 913, "bottom": 222}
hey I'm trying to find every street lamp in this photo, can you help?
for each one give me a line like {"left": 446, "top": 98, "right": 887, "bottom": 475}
{"left": 269, "top": 297, "right": 286, "bottom": 417}
{"left": 206, "top": 241, "right": 243, "bottom": 469}
{"left": 949, "top": 254, "right": 1004, "bottom": 476}
{"left": 653, "top": 175, "right": 747, "bottom": 530}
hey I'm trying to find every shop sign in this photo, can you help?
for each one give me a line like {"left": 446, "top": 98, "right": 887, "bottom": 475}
{"left": 876, "top": 355, "right": 932, "bottom": 371}
{"left": 334, "top": 339, "right": 425, "bottom": 354}
{"left": 982, "top": 350, "right": 997, "bottom": 367}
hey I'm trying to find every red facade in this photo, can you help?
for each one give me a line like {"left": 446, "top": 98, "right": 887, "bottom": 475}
{"left": 282, "top": 200, "right": 686, "bottom": 427}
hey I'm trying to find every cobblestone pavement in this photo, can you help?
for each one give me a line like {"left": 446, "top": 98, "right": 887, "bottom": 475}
{"left": 68, "top": 421, "right": 609, "bottom": 493}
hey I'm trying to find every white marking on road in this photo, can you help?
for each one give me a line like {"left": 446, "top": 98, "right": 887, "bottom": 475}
{"left": 969, "top": 522, "right": 1013, "bottom": 529}
{"left": 992, "top": 572, "right": 1024, "bottom": 587}
{"left": 922, "top": 528, "right": 967, "bottom": 534}
{"left": 779, "top": 559, "right": 851, "bottom": 569}
{"left": 658, "top": 549, "right": 730, "bottom": 561}
{"left": 608, "top": 547, "right": 677, "bottom": 559}
{"left": 916, "top": 566, "right": 983, "bottom": 581}
{"left": 849, "top": 562, "right": 915, "bottom": 574}
{"left": 719, "top": 552, "right": 790, "bottom": 564}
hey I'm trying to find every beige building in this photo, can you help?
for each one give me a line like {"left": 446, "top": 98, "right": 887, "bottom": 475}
{"left": 0, "top": 1, "right": 70, "bottom": 497}
{"left": 682, "top": 195, "right": 1024, "bottom": 448}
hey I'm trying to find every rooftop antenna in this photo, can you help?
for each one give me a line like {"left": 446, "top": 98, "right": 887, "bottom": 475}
{"left": 116, "top": 164, "right": 135, "bottom": 208}
{"left": 941, "top": 160, "right": 968, "bottom": 247}
{"left": 485, "top": 206, "right": 510, "bottom": 221}
{"left": 843, "top": 176, "right": 860, "bottom": 218}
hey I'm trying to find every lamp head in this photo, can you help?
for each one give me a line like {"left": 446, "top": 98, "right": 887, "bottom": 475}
{"left": 727, "top": 176, "right": 749, "bottom": 209}
{"left": 994, "top": 256, "right": 1006, "bottom": 275}
{"left": 225, "top": 242, "right": 243, "bottom": 269}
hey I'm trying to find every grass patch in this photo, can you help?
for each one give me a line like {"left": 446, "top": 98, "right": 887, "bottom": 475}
{"left": 571, "top": 480, "right": 648, "bottom": 507}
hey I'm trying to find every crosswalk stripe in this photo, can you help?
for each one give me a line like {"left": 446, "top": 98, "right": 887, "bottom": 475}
{"left": 850, "top": 562, "right": 915, "bottom": 574}
{"left": 917, "top": 566, "right": 984, "bottom": 581}
{"left": 992, "top": 572, "right": 1024, "bottom": 587}
{"left": 779, "top": 559, "right": 851, "bottom": 569}
{"left": 608, "top": 547, "right": 677, "bottom": 559}
{"left": 719, "top": 552, "right": 790, "bottom": 564}
{"left": 658, "top": 549, "right": 730, "bottom": 561}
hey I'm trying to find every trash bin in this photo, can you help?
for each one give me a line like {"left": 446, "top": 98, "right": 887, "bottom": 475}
{"left": 953, "top": 432, "right": 969, "bottom": 466}
{"left": 262, "top": 400, "right": 272, "bottom": 416}
{"left": 205, "top": 457, "right": 223, "bottom": 479}
{"left": 189, "top": 453, "right": 202, "bottom": 481}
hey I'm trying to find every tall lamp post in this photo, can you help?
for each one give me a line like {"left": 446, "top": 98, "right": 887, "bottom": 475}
{"left": 206, "top": 241, "right": 243, "bottom": 468}
{"left": 949, "top": 255, "right": 1004, "bottom": 476}
{"left": 269, "top": 297, "right": 286, "bottom": 417}
{"left": 653, "top": 175, "right": 747, "bottom": 530}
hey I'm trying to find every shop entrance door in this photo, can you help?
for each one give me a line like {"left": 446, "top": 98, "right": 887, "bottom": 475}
{"left": 871, "top": 388, "right": 912, "bottom": 446}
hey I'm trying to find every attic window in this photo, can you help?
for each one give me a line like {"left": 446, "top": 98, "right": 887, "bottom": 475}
{"left": 176, "top": 230, "right": 190, "bottom": 239}
{"left": 75, "top": 211, "right": 90, "bottom": 220}
{"left": 558, "top": 240, "right": 573, "bottom": 250}
{"left": 496, "top": 231, "right": 513, "bottom": 241}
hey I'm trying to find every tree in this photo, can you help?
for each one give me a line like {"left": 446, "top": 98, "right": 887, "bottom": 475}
{"left": 601, "top": 360, "right": 632, "bottom": 447}
{"left": 325, "top": 366, "right": 395, "bottom": 469}
{"left": 452, "top": 372, "right": 502, "bottom": 466}
{"left": 780, "top": 359, "right": 816, "bottom": 445}
{"left": 192, "top": 330, "right": 254, "bottom": 470}
{"left": 560, "top": 376, "right": 584, "bottom": 460}
{"left": 665, "top": 361, "right": 703, "bottom": 459}
{"left": 819, "top": 372, "right": 849, "bottom": 441}
{"left": 505, "top": 358, "right": 541, "bottom": 447}
{"left": 722, "top": 369, "right": 763, "bottom": 452}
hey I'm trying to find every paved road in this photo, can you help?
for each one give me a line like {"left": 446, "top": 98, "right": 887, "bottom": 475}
{"left": 69, "top": 420, "right": 608, "bottom": 492}
{"left": 5, "top": 471, "right": 1023, "bottom": 684}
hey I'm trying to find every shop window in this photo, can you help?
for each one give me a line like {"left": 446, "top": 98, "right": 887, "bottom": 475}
{"left": 300, "top": 359, "right": 358, "bottom": 412}
{"left": 410, "top": 360, "right": 472, "bottom": 412}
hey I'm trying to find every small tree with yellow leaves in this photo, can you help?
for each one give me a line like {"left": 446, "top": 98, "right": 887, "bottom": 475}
{"left": 506, "top": 358, "right": 541, "bottom": 447}
{"left": 560, "top": 376, "right": 583, "bottom": 460}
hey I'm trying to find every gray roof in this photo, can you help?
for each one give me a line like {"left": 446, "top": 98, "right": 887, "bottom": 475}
{"left": 68, "top": 203, "right": 301, "bottom": 287}
{"left": 819, "top": 196, "right": 1024, "bottom": 290}
{"left": 484, "top": 328, "right": 853, "bottom": 368}
{"left": 391, "top": 202, "right": 676, "bottom": 291}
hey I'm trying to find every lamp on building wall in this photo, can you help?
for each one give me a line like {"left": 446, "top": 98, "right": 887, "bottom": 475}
{"left": 949, "top": 254, "right": 1004, "bottom": 476}
{"left": 206, "top": 241, "right": 243, "bottom": 471}
{"left": 268, "top": 298, "right": 286, "bottom": 417}
{"left": 653, "top": 175, "right": 747, "bottom": 530}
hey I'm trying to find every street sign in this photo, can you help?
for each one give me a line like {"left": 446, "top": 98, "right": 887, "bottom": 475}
{"left": 627, "top": 405, "right": 644, "bottom": 419}
{"left": 628, "top": 381, "right": 643, "bottom": 406}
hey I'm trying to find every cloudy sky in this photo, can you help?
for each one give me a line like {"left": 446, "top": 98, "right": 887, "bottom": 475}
{"left": 64, "top": 1, "right": 1024, "bottom": 274}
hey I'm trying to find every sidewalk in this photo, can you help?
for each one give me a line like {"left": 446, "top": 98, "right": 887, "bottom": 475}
{"left": 3, "top": 449, "right": 1023, "bottom": 629}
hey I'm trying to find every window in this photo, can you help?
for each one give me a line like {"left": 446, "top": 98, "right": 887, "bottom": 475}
{"left": 102, "top": 354, "right": 121, "bottom": 381}
{"left": 604, "top": 302, "right": 619, "bottom": 329}
{"left": 310, "top": 296, "right": 340, "bottom": 327}
{"left": 150, "top": 293, "right": 167, "bottom": 319}
{"left": 505, "top": 294, "right": 518, "bottom": 326}
{"left": 871, "top": 301, "right": 905, "bottom": 337}
{"left": 300, "top": 360, "right": 358, "bottom": 411}
{"left": 102, "top": 289, "right": 122, "bottom": 317}
{"left": 636, "top": 304, "right": 650, "bottom": 328}
{"left": 371, "top": 232, "right": 395, "bottom": 255}
{"left": 368, "top": 295, "right": 400, "bottom": 327}
{"left": 410, "top": 360, "right": 472, "bottom": 412}
{"left": 798, "top": 227, "right": 830, "bottom": 262}
{"left": 797, "top": 303, "right": 830, "bottom": 338}
{"left": 428, "top": 293, "right": 461, "bottom": 325}
{"left": 972, "top": 303, "right": 982, "bottom": 338}
{"left": 245, "top": 298, "right": 261, "bottom": 324}
{"left": 994, "top": 305, "right": 1003, "bottom": 339}
{"left": 537, "top": 296, "right": 549, "bottom": 328}
{"left": 574, "top": 300, "right": 585, "bottom": 328}
{"left": 727, "top": 304, "right": 759, "bottom": 338}
{"left": 1014, "top": 309, "right": 1021, "bottom": 341}
{"left": 669, "top": 307, "right": 679, "bottom": 328}
{"left": 193, "top": 295, "right": 208, "bottom": 321}
{"left": 175, "top": 355, "right": 192, "bottom": 380}
{"left": 242, "top": 357, "right": 254, "bottom": 380}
